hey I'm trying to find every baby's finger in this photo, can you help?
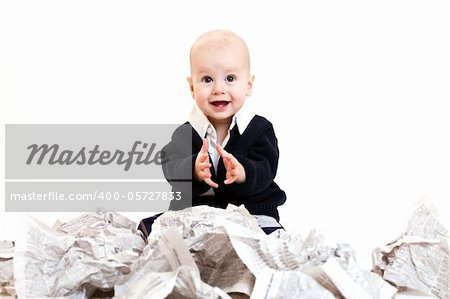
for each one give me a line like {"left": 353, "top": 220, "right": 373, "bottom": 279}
{"left": 200, "top": 138, "right": 209, "bottom": 153}
{"left": 199, "top": 162, "right": 212, "bottom": 170}
{"left": 217, "top": 145, "right": 232, "bottom": 159}
{"left": 224, "top": 177, "right": 237, "bottom": 185}
{"left": 227, "top": 155, "right": 239, "bottom": 167}
{"left": 202, "top": 171, "right": 212, "bottom": 179}
{"left": 229, "top": 168, "right": 238, "bottom": 176}
{"left": 205, "top": 178, "right": 219, "bottom": 188}
{"left": 196, "top": 152, "right": 209, "bottom": 164}
{"left": 200, "top": 163, "right": 212, "bottom": 175}
{"left": 225, "top": 158, "right": 239, "bottom": 173}
{"left": 202, "top": 151, "right": 210, "bottom": 160}
{"left": 222, "top": 157, "right": 231, "bottom": 170}
{"left": 218, "top": 146, "right": 239, "bottom": 165}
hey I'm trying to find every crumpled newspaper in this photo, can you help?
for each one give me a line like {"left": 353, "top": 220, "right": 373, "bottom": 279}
{"left": 14, "top": 211, "right": 146, "bottom": 298}
{"left": 6, "top": 200, "right": 447, "bottom": 298}
{"left": 139, "top": 205, "right": 395, "bottom": 298}
{"left": 305, "top": 243, "right": 397, "bottom": 299}
{"left": 0, "top": 240, "right": 15, "bottom": 297}
{"left": 373, "top": 201, "right": 449, "bottom": 299}
{"left": 221, "top": 218, "right": 396, "bottom": 299}
{"left": 150, "top": 205, "right": 262, "bottom": 297}
{"left": 115, "top": 205, "right": 334, "bottom": 298}
{"left": 149, "top": 205, "right": 264, "bottom": 240}
{"left": 115, "top": 226, "right": 232, "bottom": 299}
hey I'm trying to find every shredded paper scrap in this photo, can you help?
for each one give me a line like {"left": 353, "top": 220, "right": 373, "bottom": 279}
{"left": 373, "top": 202, "right": 449, "bottom": 299}
{"left": 0, "top": 200, "right": 447, "bottom": 298}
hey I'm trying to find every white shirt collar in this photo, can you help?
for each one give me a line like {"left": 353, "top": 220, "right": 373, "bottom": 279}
{"left": 188, "top": 103, "right": 255, "bottom": 138}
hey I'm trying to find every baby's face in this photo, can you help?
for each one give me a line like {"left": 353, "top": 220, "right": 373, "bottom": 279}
{"left": 188, "top": 42, "right": 254, "bottom": 126}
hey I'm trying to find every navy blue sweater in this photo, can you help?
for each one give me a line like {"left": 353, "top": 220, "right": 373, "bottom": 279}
{"left": 162, "top": 115, "right": 286, "bottom": 221}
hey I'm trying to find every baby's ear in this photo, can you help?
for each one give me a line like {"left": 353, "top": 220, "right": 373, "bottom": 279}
{"left": 187, "top": 77, "right": 195, "bottom": 99}
{"left": 246, "top": 74, "right": 255, "bottom": 96}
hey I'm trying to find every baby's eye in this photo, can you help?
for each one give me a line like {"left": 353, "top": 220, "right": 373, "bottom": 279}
{"left": 226, "top": 75, "right": 236, "bottom": 82}
{"left": 202, "top": 76, "right": 213, "bottom": 83}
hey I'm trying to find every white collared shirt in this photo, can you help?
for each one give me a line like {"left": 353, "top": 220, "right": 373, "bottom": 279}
{"left": 188, "top": 104, "right": 255, "bottom": 194}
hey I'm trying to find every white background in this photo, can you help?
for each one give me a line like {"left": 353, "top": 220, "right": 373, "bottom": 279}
{"left": 1, "top": 0, "right": 449, "bottom": 270}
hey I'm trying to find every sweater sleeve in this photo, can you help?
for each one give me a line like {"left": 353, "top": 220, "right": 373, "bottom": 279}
{"left": 161, "top": 124, "right": 211, "bottom": 196}
{"left": 228, "top": 125, "right": 279, "bottom": 196}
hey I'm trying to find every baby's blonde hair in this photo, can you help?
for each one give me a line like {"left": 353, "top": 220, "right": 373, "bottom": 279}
{"left": 189, "top": 30, "right": 250, "bottom": 72}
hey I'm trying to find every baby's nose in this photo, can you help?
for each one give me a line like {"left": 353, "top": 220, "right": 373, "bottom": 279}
{"left": 212, "top": 81, "right": 225, "bottom": 94}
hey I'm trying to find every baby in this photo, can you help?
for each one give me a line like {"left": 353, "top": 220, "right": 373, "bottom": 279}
{"left": 140, "top": 30, "right": 286, "bottom": 236}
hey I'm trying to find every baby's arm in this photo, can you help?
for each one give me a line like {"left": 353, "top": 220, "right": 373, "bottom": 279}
{"left": 194, "top": 139, "right": 219, "bottom": 188}
{"left": 217, "top": 144, "right": 246, "bottom": 184}
{"left": 224, "top": 122, "right": 280, "bottom": 197}
{"left": 161, "top": 124, "right": 211, "bottom": 196}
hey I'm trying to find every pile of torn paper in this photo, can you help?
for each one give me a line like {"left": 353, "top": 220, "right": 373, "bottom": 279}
{"left": 13, "top": 211, "right": 146, "bottom": 298}
{"left": 119, "top": 205, "right": 397, "bottom": 299}
{"left": 373, "top": 202, "right": 449, "bottom": 299}
{"left": 9, "top": 206, "right": 396, "bottom": 298}
{"left": 2, "top": 201, "right": 448, "bottom": 298}
{"left": 0, "top": 241, "right": 15, "bottom": 297}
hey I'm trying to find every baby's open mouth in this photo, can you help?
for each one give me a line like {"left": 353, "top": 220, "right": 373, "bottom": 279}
{"left": 211, "top": 101, "right": 230, "bottom": 107}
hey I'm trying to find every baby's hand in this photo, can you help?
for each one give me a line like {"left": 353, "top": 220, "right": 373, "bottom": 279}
{"left": 217, "top": 145, "right": 246, "bottom": 184}
{"left": 195, "top": 139, "right": 218, "bottom": 188}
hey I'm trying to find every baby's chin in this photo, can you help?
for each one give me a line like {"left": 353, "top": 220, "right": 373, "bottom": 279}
{"left": 206, "top": 113, "right": 234, "bottom": 126}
